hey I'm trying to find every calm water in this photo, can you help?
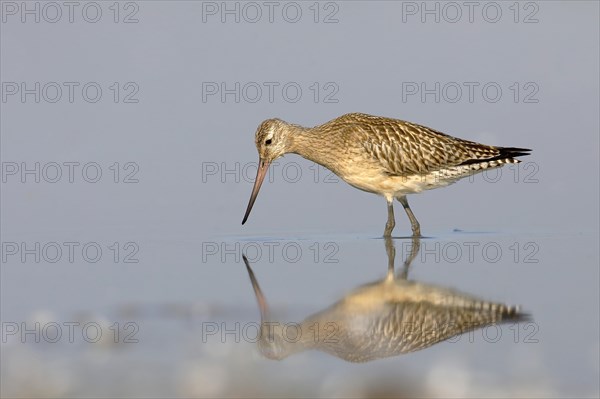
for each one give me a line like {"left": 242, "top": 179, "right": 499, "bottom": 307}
{"left": 2, "top": 1, "right": 599, "bottom": 397}
{"left": 2, "top": 231, "right": 598, "bottom": 397}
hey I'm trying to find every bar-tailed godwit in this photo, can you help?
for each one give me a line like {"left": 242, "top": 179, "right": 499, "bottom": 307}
{"left": 242, "top": 236, "right": 525, "bottom": 362}
{"left": 241, "top": 113, "right": 531, "bottom": 236}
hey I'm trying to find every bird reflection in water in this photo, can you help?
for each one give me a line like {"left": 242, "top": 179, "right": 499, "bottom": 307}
{"left": 242, "top": 237, "right": 528, "bottom": 362}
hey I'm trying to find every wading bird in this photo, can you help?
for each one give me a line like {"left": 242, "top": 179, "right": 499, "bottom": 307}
{"left": 241, "top": 113, "right": 531, "bottom": 236}
{"left": 242, "top": 237, "right": 526, "bottom": 362}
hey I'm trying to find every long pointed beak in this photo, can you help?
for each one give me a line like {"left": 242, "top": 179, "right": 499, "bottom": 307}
{"left": 242, "top": 255, "right": 270, "bottom": 322}
{"left": 241, "top": 159, "right": 270, "bottom": 225}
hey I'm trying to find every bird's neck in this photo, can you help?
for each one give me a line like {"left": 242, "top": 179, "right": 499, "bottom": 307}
{"left": 287, "top": 125, "right": 338, "bottom": 170}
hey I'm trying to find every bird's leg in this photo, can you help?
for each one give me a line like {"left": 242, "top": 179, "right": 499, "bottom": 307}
{"left": 384, "top": 235, "right": 396, "bottom": 280}
{"left": 397, "top": 196, "right": 421, "bottom": 237}
{"left": 384, "top": 199, "right": 395, "bottom": 237}
{"left": 399, "top": 236, "right": 421, "bottom": 279}
{"left": 385, "top": 233, "right": 420, "bottom": 280}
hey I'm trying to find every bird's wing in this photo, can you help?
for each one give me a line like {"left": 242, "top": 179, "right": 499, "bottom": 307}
{"left": 316, "top": 301, "right": 524, "bottom": 362}
{"left": 339, "top": 113, "right": 513, "bottom": 176}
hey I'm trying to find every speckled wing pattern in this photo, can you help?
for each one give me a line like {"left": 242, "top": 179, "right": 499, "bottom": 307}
{"left": 371, "top": 301, "right": 519, "bottom": 355}
{"left": 321, "top": 299, "right": 523, "bottom": 363}
{"left": 338, "top": 113, "right": 530, "bottom": 177}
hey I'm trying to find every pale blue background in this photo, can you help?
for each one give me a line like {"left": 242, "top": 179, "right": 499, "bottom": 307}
{"left": 1, "top": 1, "right": 598, "bottom": 397}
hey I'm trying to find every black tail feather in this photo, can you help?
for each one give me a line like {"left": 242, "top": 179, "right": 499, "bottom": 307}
{"left": 498, "top": 146, "right": 532, "bottom": 157}
{"left": 460, "top": 147, "right": 532, "bottom": 166}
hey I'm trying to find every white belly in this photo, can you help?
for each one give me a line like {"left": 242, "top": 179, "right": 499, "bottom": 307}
{"left": 339, "top": 163, "right": 504, "bottom": 199}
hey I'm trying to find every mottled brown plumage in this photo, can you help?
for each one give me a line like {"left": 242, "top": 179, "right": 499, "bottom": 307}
{"left": 242, "top": 113, "right": 531, "bottom": 236}
{"left": 243, "top": 237, "right": 526, "bottom": 362}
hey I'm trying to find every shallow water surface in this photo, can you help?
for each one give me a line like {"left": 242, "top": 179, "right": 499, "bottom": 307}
{"left": 2, "top": 231, "right": 598, "bottom": 397}
{"left": 2, "top": 1, "right": 599, "bottom": 397}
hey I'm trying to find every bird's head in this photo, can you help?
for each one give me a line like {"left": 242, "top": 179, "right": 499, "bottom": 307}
{"left": 242, "top": 118, "right": 294, "bottom": 224}
{"left": 258, "top": 326, "right": 289, "bottom": 360}
{"left": 254, "top": 118, "right": 290, "bottom": 163}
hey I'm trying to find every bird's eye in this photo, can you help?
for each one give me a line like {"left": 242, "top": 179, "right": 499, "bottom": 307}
{"left": 265, "top": 139, "right": 272, "bottom": 145}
